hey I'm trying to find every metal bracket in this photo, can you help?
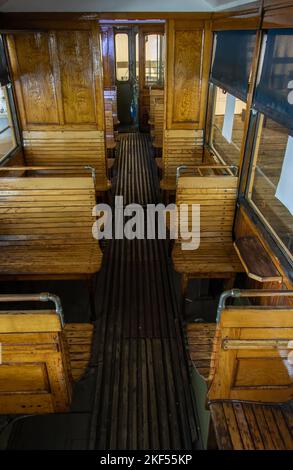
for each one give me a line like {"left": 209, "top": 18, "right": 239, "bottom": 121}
{"left": 222, "top": 338, "right": 292, "bottom": 351}
{"left": 84, "top": 165, "right": 96, "bottom": 186}
{"left": 39, "top": 293, "right": 64, "bottom": 327}
{"left": 176, "top": 166, "right": 188, "bottom": 181}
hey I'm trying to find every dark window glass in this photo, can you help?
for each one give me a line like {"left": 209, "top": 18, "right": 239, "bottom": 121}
{"left": 254, "top": 29, "right": 293, "bottom": 134}
{"left": 211, "top": 30, "right": 256, "bottom": 102}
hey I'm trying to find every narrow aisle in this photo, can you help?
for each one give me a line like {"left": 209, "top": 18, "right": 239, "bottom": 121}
{"left": 90, "top": 133, "right": 199, "bottom": 450}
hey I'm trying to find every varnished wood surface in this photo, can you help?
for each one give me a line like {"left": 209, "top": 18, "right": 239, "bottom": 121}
{"left": 22, "top": 130, "right": 111, "bottom": 191}
{"left": 64, "top": 323, "right": 94, "bottom": 382}
{"left": 161, "top": 129, "right": 204, "bottom": 190}
{"left": 186, "top": 323, "right": 216, "bottom": 381}
{"left": 0, "top": 309, "right": 72, "bottom": 414}
{"left": 0, "top": 175, "right": 102, "bottom": 276}
{"left": 165, "top": 19, "right": 211, "bottom": 131}
{"left": 7, "top": 29, "right": 104, "bottom": 130}
{"left": 149, "top": 89, "right": 164, "bottom": 150}
{"left": 210, "top": 401, "right": 293, "bottom": 450}
{"left": 100, "top": 25, "right": 116, "bottom": 87}
{"left": 208, "top": 306, "right": 293, "bottom": 403}
{"left": 6, "top": 25, "right": 109, "bottom": 192}
{"left": 235, "top": 206, "right": 293, "bottom": 299}
{"left": 235, "top": 236, "right": 283, "bottom": 283}
{"left": 172, "top": 174, "right": 243, "bottom": 277}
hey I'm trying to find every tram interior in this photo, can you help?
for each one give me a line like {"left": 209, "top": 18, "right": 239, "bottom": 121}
{"left": 0, "top": 0, "right": 292, "bottom": 451}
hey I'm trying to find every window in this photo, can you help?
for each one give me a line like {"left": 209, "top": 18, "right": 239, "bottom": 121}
{"left": 115, "top": 33, "right": 129, "bottom": 81}
{"left": 211, "top": 30, "right": 256, "bottom": 101}
{"left": 210, "top": 86, "right": 246, "bottom": 166}
{"left": 0, "top": 85, "right": 16, "bottom": 160}
{"left": 145, "top": 34, "right": 164, "bottom": 87}
{"left": 0, "top": 36, "right": 18, "bottom": 162}
{"left": 244, "top": 29, "right": 293, "bottom": 262}
{"left": 254, "top": 29, "right": 293, "bottom": 132}
{"left": 246, "top": 116, "right": 293, "bottom": 260}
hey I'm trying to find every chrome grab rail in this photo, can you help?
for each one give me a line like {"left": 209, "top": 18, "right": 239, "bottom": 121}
{"left": 216, "top": 289, "right": 293, "bottom": 322}
{"left": 0, "top": 293, "right": 64, "bottom": 327}
{"left": 0, "top": 165, "right": 96, "bottom": 186}
{"left": 176, "top": 164, "right": 239, "bottom": 181}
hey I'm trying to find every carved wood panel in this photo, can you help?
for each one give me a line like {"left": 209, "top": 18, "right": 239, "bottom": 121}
{"left": 165, "top": 20, "right": 211, "bottom": 130}
{"left": 9, "top": 33, "right": 59, "bottom": 126}
{"left": 7, "top": 26, "right": 104, "bottom": 131}
{"left": 172, "top": 30, "right": 202, "bottom": 124}
{"left": 56, "top": 31, "right": 96, "bottom": 125}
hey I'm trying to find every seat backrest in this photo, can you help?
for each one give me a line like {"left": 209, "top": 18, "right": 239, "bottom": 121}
{"left": 23, "top": 130, "right": 110, "bottom": 190}
{"left": 153, "top": 103, "right": 164, "bottom": 148}
{"left": 208, "top": 305, "right": 293, "bottom": 403}
{"left": 175, "top": 174, "right": 238, "bottom": 245}
{"left": 149, "top": 89, "right": 164, "bottom": 124}
{"left": 0, "top": 175, "right": 97, "bottom": 245}
{"left": 0, "top": 309, "right": 72, "bottom": 413}
{"left": 162, "top": 130, "right": 204, "bottom": 186}
{"left": 104, "top": 100, "right": 115, "bottom": 143}
{"left": 104, "top": 86, "right": 118, "bottom": 125}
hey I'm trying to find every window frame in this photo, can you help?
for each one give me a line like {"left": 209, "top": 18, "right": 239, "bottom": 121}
{"left": 143, "top": 32, "right": 165, "bottom": 89}
{"left": 0, "top": 36, "right": 20, "bottom": 164}
{"left": 243, "top": 110, "right": 293, "bottom": 267}
{"left": 114, "top": 31, "right": 130, "bottom": 83}
{"left": 206, "top": 83, "right": 246, "bottom": 171}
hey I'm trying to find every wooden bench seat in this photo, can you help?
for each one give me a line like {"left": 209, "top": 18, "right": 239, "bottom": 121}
{"left": 206, "top": 290, "right": 293, "bottom": 450}
{"left": 0, "top": 293, "right": 94, "bottom": 414}
{"left": 173, "top": 242, "right": 243, "bottom": 275}
{"left": 0, "top": 173, "right": 102, "bottom": 278}
{"left": 172, "top": 173, "right": 243, "bottom": 295}
{"left": 209, "top": 400, "right": 293, "bottom": 450}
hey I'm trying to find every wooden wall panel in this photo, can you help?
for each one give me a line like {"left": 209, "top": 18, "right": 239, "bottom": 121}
{"left": 6, "top": 24, "right": 109, "bottom": 191}
{"left": 165, "top": 20, "right": 211, "bottom": 131}
{"left": 100, "top": 25, "right": 115, "bottom": 87}
{"left": 7, "top": 27, "right": 104, "bottom": 131}
{"left": 172, "top": 29, "right": 202, "bottom": 125}
{"left": 161, "top": 19, "right": 211, "bottom": 189}
{"left": 9, "top": 33, "right": 60, "bottom": 126}
{"left": 56, "top": 31, "right": 96, "bottom": 125}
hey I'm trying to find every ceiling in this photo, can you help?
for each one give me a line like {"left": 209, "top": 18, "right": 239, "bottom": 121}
{"left": 0, "top": 0, "right": 255, "bottom": 13}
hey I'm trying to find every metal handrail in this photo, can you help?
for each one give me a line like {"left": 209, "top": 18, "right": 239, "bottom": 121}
{"left": 0, "top": 293, "right": 64, "bottom": 327}
{"left": 176, "top": 164, "right": 239, "bottom": 180}
{"left": 0, "top": 165, "right": 96, "bottom": 185}
{"left": 216, "top": 289, "right": 293, "bottom": 321}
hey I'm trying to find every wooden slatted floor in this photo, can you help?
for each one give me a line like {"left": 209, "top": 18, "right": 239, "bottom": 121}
{"left": 89, "top": 133, "right": 199, "bottom": 450}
